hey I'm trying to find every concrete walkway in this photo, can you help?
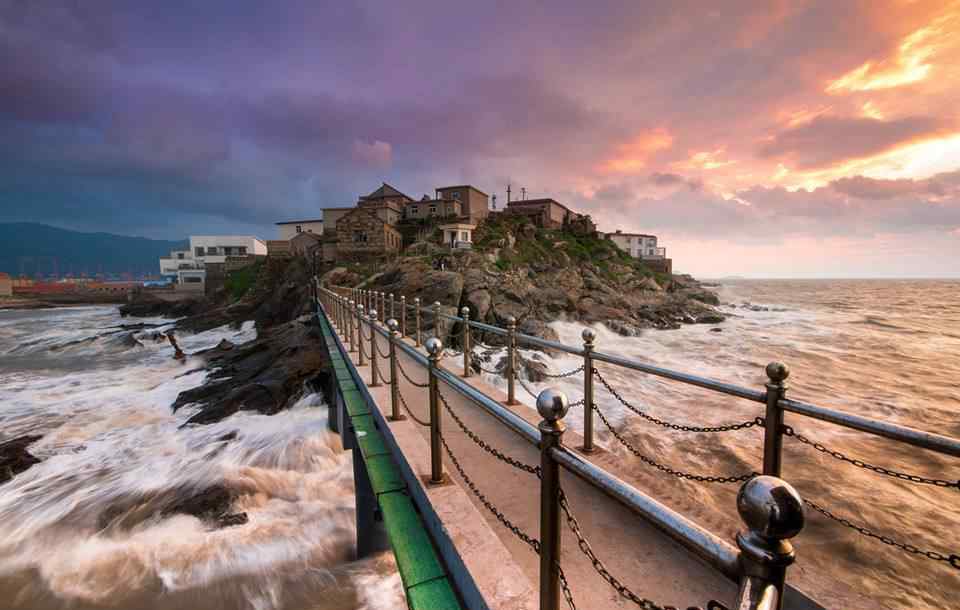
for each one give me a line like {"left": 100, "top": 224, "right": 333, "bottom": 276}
{"left": 340, "top": 318, "right": 738, "bottom": 610}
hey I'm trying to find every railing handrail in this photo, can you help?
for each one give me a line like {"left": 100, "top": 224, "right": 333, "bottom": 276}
{"left": 366, "top": 304, "right": 743, "bottom": 582}
{"left": 339, "top": 285, "right": 960, "bottom": 459}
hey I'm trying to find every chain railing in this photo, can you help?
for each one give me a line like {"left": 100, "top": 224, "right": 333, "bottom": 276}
{"left": 320, "top": 284, "right": 960, "bottom": 610}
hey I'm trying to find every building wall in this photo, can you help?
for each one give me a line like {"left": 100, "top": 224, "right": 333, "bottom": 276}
{"left": 290, "top": 233, "right": 321, "bottom": 256}
{"left": 403, "top": 199, "right": 461, "bottom": 220}
{"left": 277, "top": 221, "right": 324, "bottom": 240}
{"left": 336, "top": 209, "right": 402, "bottom": 259}
{"left": 322, "top": 208, "right": 353, "bottom": 232}
{"left": 607, "top": 233, "right": 658, "bottom": 258}
{"left": 436, "top": 186, "right": 488, "bottom": 221}
{"left": 189, "top": 236, "right": 267, "bottom": 259}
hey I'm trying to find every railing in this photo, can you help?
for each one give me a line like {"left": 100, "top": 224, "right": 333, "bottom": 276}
{"left": 319, "top": 284, "right": 960, "bottom": 610}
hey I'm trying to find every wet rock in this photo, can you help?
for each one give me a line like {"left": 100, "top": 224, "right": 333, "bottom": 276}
{"left": 710, "top": 327, "right": 723, "bottom": 333}
{"left": 99, "top": 483, "right": 249, "bottom": 530}
{"left": 216, "top": 339, "right": 235, "bottom": 351}
{"left": 0, "top": 435, "right": 42, "bottom": 485}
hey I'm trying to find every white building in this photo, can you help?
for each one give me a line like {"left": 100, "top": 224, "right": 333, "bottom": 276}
{"left": 275, "top": 219, "right": 324, "bottom": 240}
{"left": 439, "top": 222, "right": 476, "bottom": 249}
{"left": 605, "top": 230, "right": 666, "bottom": 260}
{"left": 159, "top": 236, "right": 267, "bottom": 286}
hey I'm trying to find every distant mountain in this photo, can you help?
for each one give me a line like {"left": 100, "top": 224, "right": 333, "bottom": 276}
{"left": 0, "top": 223, "right": 186, "bottom": 277}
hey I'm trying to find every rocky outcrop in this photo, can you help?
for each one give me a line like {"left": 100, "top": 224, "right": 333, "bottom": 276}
{"left": 0, "top": 435, "right": 42, "bottom": 485}
{"left": 358, "top": 244, "right": 724, "bottom": 346}
{"left": 171, "top": 315, "right": 329, "bottom": 426}
{"left": 98, "top": 482, "right": 248, "bottom": 530}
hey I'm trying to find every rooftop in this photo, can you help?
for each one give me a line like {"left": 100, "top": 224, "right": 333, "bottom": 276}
{"left": 436, "top": 184, "right": 489, "bottom": 197}
{"left": 276, "top": 219, "right": 323, "bottom": 225}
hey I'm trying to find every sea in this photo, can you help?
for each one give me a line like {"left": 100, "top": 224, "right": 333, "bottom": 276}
{"left": 1, "top": 279, "right": 958, "bottom": 609}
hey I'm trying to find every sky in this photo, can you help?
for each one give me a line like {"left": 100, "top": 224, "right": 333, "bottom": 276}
{"left": 2, "top": 1, "right": 959, "bottom": 278}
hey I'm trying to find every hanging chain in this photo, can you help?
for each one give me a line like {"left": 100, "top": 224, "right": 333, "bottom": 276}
{"left": 594, "top": 369, "right": 762, "bottom": 433}
{"left": 437, "top": 390, "right": 540, "bottom": 475}
{"left": 439, "top": 433, "right": 542, "bottom": 553}
{"left": 804, "top": 498, "right": 960, "bottom": 570}
{"left": 397, "top": 391, "right": 430, "bottom": 427}
{"left": 783, "top": 426, "right": 959, "bottom": 490}
{"left": 559, "top": 489, "right": 667, "bottom": 609}
{"left": 594, "top": 405, "right": 756, "bottom": 484}
{"left": 396, "top": 357, "right": 430, "bottom": 388}
{"left": 374, "top": 337, "right": 391, "bottom": 360}
{"left": 515, "top": 372, "right": 585, "bottom": 407}
{"left": 542, "top": 364, "right": 585, "bottom": 379}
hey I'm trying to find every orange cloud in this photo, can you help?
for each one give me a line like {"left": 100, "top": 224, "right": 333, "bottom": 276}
{"left": 826, "top": 7, "right": 958, "bottom": 93}
{"left": 677, "top": 148, "right": 736, "bottom": 170}
{"left": 598, "top": 129, "right": 672, "bottom": 174}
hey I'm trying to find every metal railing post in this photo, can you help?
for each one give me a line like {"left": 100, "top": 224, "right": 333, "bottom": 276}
{"left": 400, "top": 296, "right": 407, "bottom": 337}
{"left": 414, "top": 298, "right": 422, "bottom": 347}
{"left": 389, "top": 293, "right": 395, "bottom": 320}
{"left": 356, "top": 304, "right": 366, "bottom": 367}
{"left": 734, "top": 475, "right": 804, "bottom": 610}
{"left": 348, "top": 300, "right": 357, "bottom": 352}
{"left": 387, "top": 319, "right": 404, "bottom": 421}
{"left": 581, "top": 328, "right": 596, "bottom": 453}
{"left": 461, "top": 306, "right": 471, "bottom": 378}
{"left": 506, "top": 316, "right": 518, "bottom": 405}
{"left": 369, "top": 308, "right": 381, "bottom": 387}
{"left": 762, "top": 362, "right": 789, "bottom": 477}
{"left": 380, "top": 292, "right": 386, "bottom": 322}
{"left": 537, "top": 388, "right": 569, "bottom": 610}
{"left": 433, "top": 301, "right": 442, "bottom": 340}
{"left": 426, "top": 338, "right": 444, "bottom": 484}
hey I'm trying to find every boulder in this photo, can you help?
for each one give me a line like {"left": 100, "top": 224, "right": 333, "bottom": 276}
{"left": 519, "top": 223, "right": 537, "bottom": 239}
{"left": 0, "top": 435, "right": 42, "bottom": 485}
{"left": 464, "top": 289, "right": 492, "bottom": 321}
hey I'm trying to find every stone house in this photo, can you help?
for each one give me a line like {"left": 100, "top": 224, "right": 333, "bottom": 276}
{"left": 504, "top": 198, "right": 584, "bottom": 229}
{"left": 335, "top": 206, "right": 403, "bottom": 260}
{"left": 403, "top": 195, "right": 462, "bottom": 221}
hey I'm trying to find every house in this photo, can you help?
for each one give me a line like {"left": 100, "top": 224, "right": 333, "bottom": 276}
{"left": 289, "top": 231, "right": 322, "bottom": 257}
{"left": 604, "top": 230, "right": 672, "bottom": 274}
{"left": 435, "top": 185, "right": 489, "bottom": 222}
{"left": 403, "top": 195, "right": 462, "bottom": 221}
{"left": 335, "top": 207, "right": 403, "bottom": 260}
{"left": 275, "top": 219, "right": 323, "bottom": 240}
{"left": 0, "top": 272, "right": 11, "bottom": 297}
{"left": 504, "top": 198, "right": 583, "bottom": 229}
{"left": 438, "top": 222, "right": 476, "bottom": 249}
{"left": 158, "top": 236, "right": 267, "bottom": 288}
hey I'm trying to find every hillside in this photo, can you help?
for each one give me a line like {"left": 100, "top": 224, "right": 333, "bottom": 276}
{"left": 324, "top": 214, "right": 722, "bottom": 343}
{"left": 0, "top": 223, "right": 186, "bottom": 277}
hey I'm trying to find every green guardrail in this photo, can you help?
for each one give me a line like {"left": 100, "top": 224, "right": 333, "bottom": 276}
{"left": 317, "top": 312, "right": 463, "bottom": 610}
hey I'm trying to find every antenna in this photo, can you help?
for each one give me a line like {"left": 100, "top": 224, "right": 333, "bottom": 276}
{"left": 492, "top": 194, "right": 498, "bottom": 210}
{"left": 521, "top": 187, "right": 526, "bottom": 201}
{"left": 506, "top": 183, "right": 512, "bottom": 204}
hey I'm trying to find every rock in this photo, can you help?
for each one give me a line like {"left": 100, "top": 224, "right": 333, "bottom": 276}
{"left": 98, "top": 483, "right": 249, "bottom": 531}
{"left": 710, "top": 327, "right": 723, "bottom": 333}
{"left": 637, "top": 277, "right": 662, "bottom": 292}
{"left": 518, "top": 318, "right": 560, "bottom": 343}
{"left": 0, "top": 435, "right": 42, "bottom": 485}
{"left": 604, "top": 319, "right": 644, "bottom": 337}
{"left": 519, "top": 223, "right": 536, "bottom": 239}
{"left": 216, "top": 339, "right": 235, "bottom": 350}
{"left": 685, "top": 289, "right": 721, "bottom": 306}
{"left": 464, "top": 289, "right": 492, "bottom": 321}
{"left": 695, "top": 312, "right": 725, "bottom": 324}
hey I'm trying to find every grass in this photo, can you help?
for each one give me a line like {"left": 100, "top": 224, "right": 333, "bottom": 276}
{"left": 224, "top": 260, "right": 263, "bottom": 301}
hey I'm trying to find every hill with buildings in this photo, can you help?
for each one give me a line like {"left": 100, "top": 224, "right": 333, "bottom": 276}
{"left": 0, "top": 223, "right": 186, "bottom": 278}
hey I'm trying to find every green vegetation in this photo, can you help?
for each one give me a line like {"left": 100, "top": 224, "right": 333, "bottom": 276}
{"left": 224, "top": 260, "right": 263, "bottom": 301}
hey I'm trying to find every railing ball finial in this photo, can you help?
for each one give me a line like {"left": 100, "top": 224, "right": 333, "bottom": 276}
{"left": 737, "top": 474, "right": 804, "bottom": 544}
{"left": 425, "top": 336, "right": 444, "bottom": 358}
{"left": 536, "top": 388, "right": 570, "bottom": 424}
{"left": 765, "top": 361, "right": 790, "bottom": 384}
{"left": 582, "top": 327, "right": 596, "bottom": 345}
{"left": 461, "top": 306, "right": 470, "bottom": 317}
{"left": 369, "top": 308, "right": 378, "bottom": 320}
{"left": 505, "top": 315, "right": 516, "bottom": 327}
{"left": 386, "top": 318, "right": 398, "bottom": 332}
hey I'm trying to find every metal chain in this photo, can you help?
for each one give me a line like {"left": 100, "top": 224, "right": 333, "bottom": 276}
{"left": 374, "top": 337, "right": 391, "bottom": 360}
{"left": 396, "top": 357, "right": 430, "bottom": 388}
{"left": 439, "top": 433, "right": 542, "bottom": 553}
{"left": 558, "top": 489, "right": 666, "bottom": 609}
{"left": 515, "top": 372, "right": 585, "bottom": 407}
{"left": 594, "top": 369, "right": 762, "bottom": 433}
{"left": 357, "top": 338, "right": 370, "bottom": 360}
{"left": 593, "top": 405, "right": 756, "bottom": 484}
{"left": 542, "top": 364, "right": 586, "bottom": 379}
{"left": 397, "top": 391, "right": 430, "bottom": 427}
{"left": 804, "top": 498, "right": 960, "bottom": 570}
{"left": 437, "top": 390, "right": 540, "bottom": 475}
{"left": 476, "top": 362, "right": 502, "bottom": 375}
{"left": 783, "top": 426, "right": 960, "bottom": 490}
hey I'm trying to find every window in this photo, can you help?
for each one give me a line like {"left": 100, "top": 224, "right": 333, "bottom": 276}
{"left": 353, "top": 231, "right": 367, "bottom": 243}
{"left": 450, "top": 191, "right": 461, "bottom": 200}
{"left": 238, "top": 246, "right": 247, "bottom": 255}
{"left": 461, "top": 231, "right": 469, "bottom": 241}
{"left": 207, "top": 247, "right": 218, "bottom": 255}
{"left": 176, "top": 252, "right": 184, "bottom": 259}
{"left": 195, "top": 247, "right": 204, "bottom": 257}
{"left": 648, "top": 249, "right": 654, "bottom": 255}
{"left": 411, "top": 206, "right": 419, "bottom": 215}
{"left": 296, "top": 225, "right": 302, "bottom": 233}
{"left": 429, "top": 205, "right": 437, "bottom": 214}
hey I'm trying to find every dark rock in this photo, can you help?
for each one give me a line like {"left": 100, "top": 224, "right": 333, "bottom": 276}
{"left": 98, "top": 483, "right": 249, "bottom": 531}
{"left": 0, "top": 435, "right": 42, "bottom": 485}
{"left": 710, "top": 327, "right": 723, "bottom": 333}
{"left": 216, "top": 339, "right": 235, "bottom": 351}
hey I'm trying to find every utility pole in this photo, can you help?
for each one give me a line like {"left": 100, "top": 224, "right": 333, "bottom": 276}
{"left": 491, "top": 194, "right": 497, "bottom": 210}
{"left": 506, "top": 183, "right": 511, "bottom": 204}
{"left": 521, "top": 187, "right": 526, "bottom": 201}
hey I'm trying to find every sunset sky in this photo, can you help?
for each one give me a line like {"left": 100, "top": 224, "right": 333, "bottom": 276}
{"left": 2, "top": 1, "right": 959, "bottom": 277}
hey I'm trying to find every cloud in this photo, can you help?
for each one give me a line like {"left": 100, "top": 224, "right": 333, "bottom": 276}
{"left": 649, "top": 172, "right": 702, "bottom": 191}
{"left": 830, "top": 175, "right": 947, "bottom": 199}
{"left": 598, "top": 129, "right": 673, "bottom": 174}
{"left": 757, "top": 115, "right": 952, "bottom": 170}
{"left": 352, "top": 139, "right": 393, "bottom": 169}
